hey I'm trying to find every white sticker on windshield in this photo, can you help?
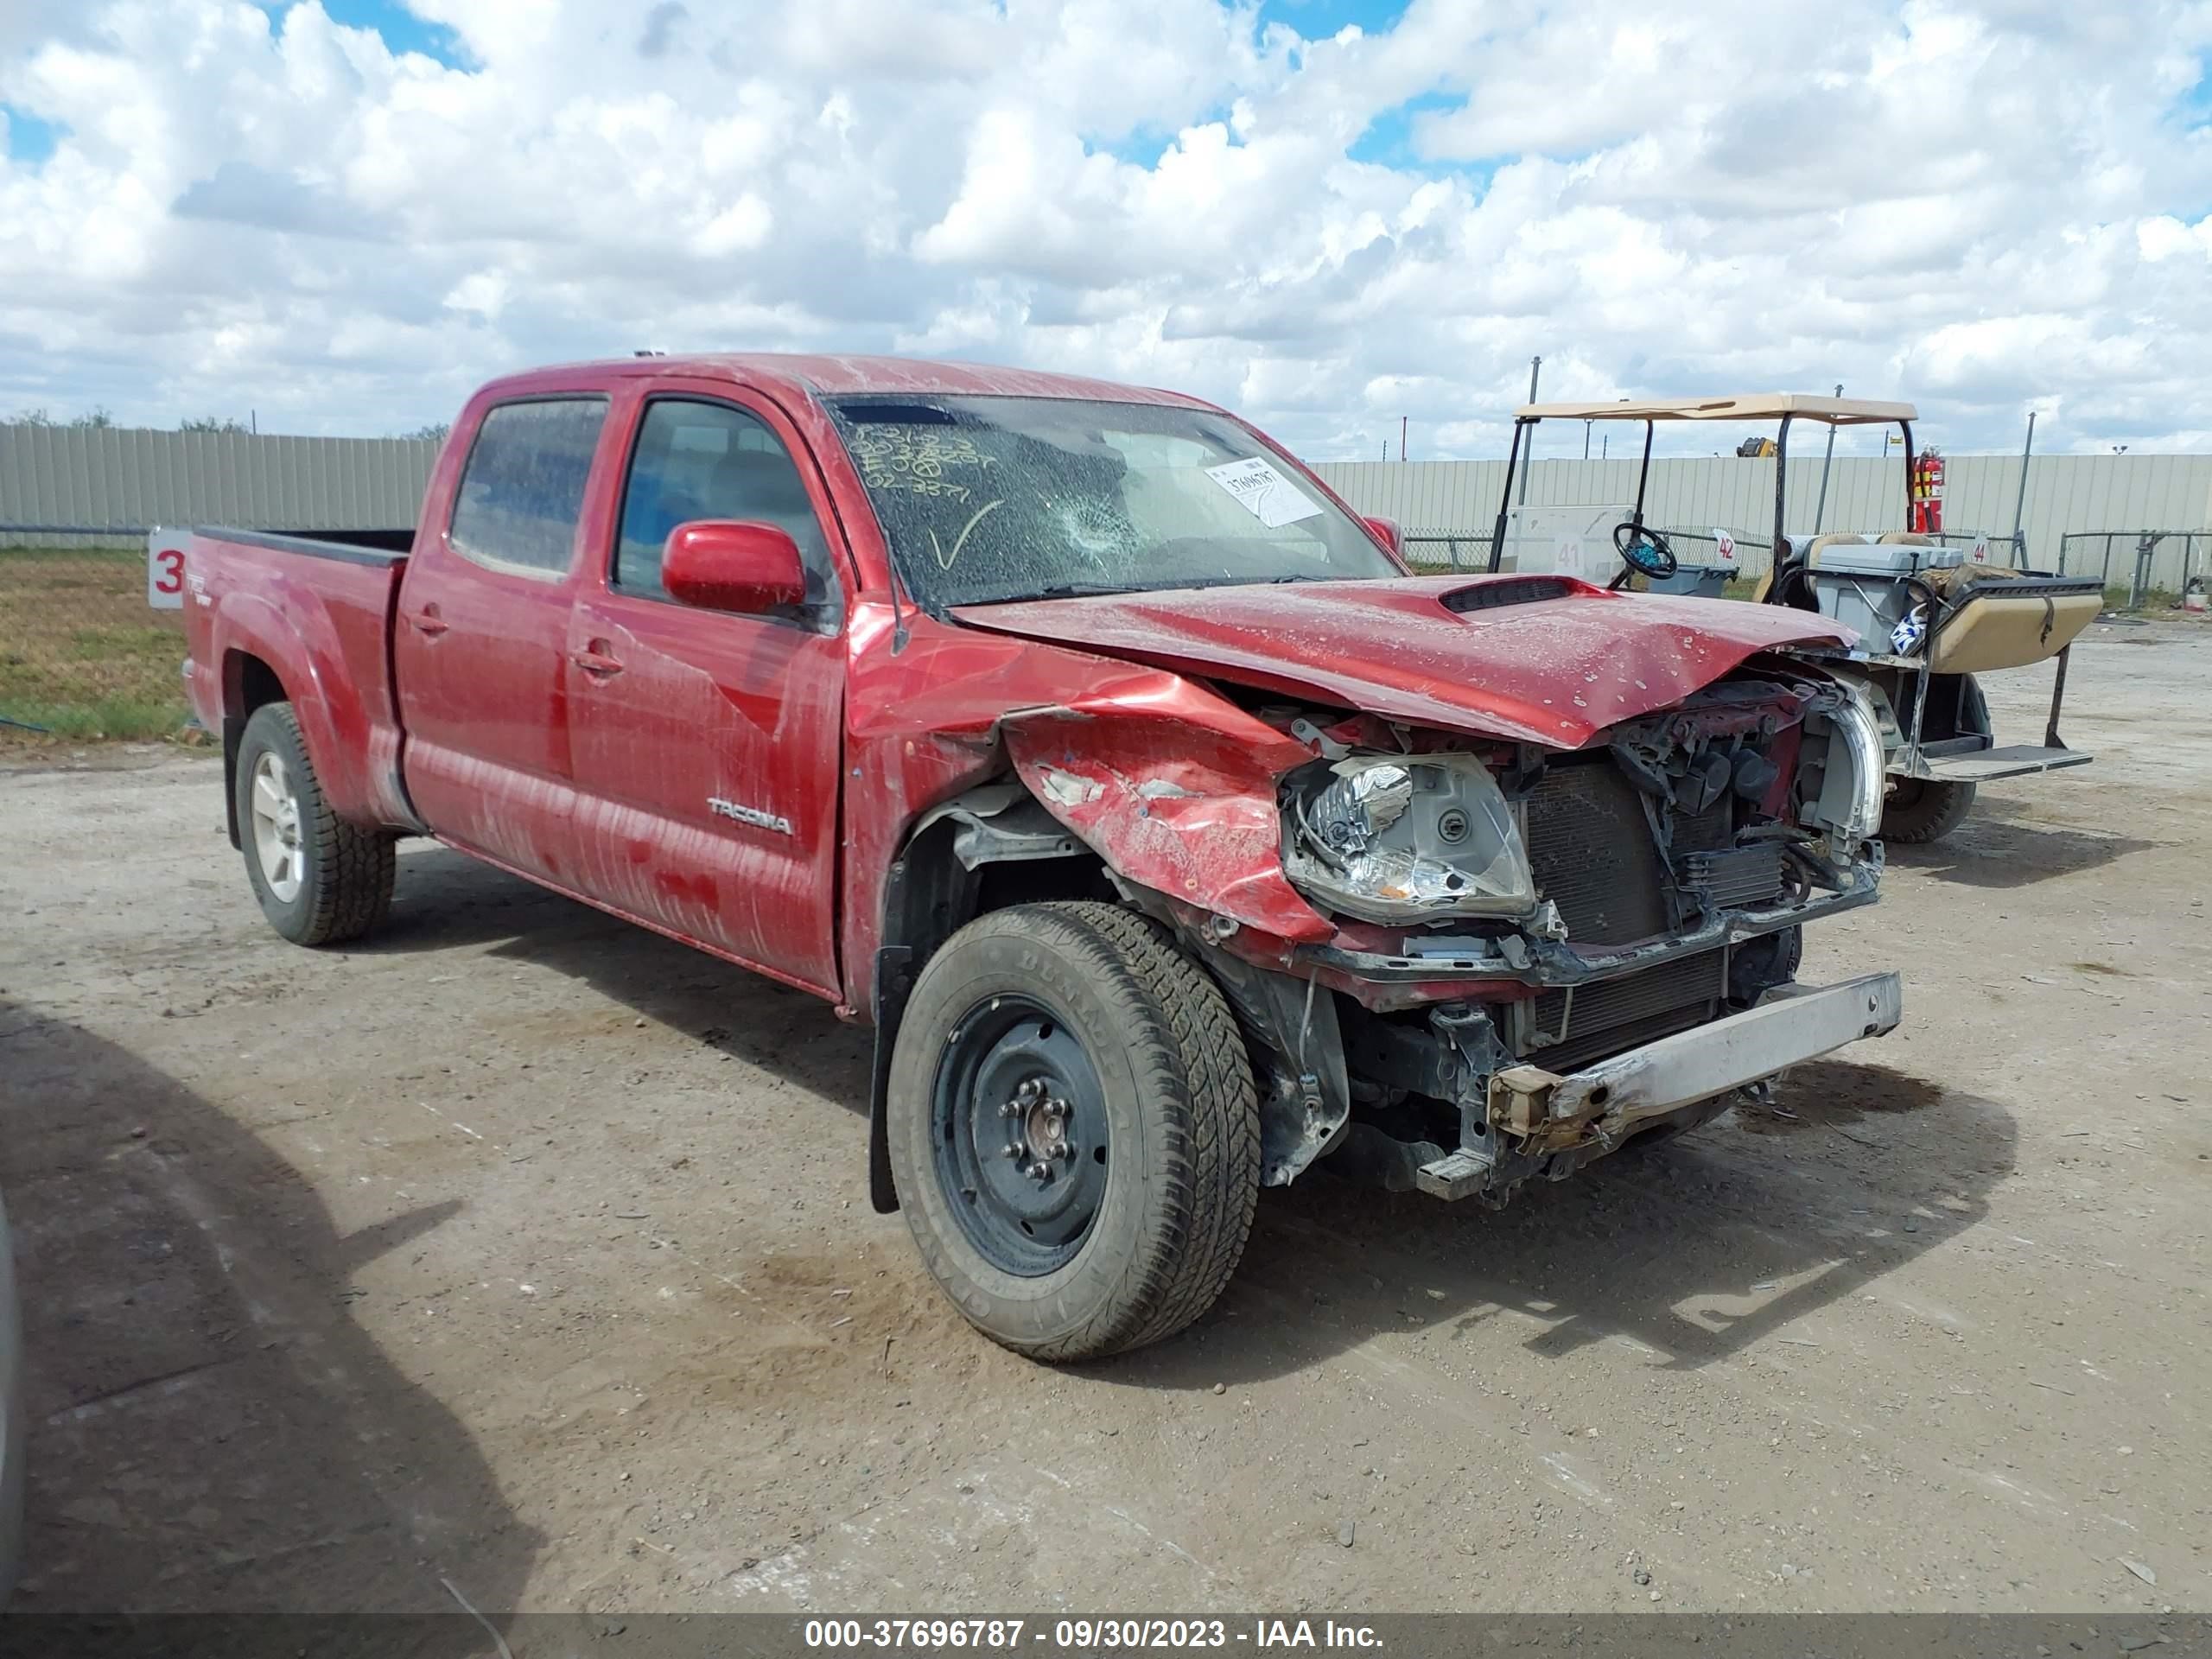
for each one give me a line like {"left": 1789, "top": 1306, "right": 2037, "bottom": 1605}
{"left": 1205, "top": 456, "right": 1324, "bottom": 529}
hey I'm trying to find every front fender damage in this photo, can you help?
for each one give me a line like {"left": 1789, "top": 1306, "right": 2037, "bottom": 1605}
{"left": 996, "top": 704, "right": 1351, "bottom": 1185}
{"left": 1001, "top": 709, "right": 1331, "bottom": 945}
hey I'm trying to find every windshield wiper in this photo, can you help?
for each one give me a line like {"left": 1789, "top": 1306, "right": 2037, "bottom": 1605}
{"left": 1023, "top": 581, "right": 1160, "bottom": 600}
{"left": 973, "top": 573, "right": 1338, "bottom": 605}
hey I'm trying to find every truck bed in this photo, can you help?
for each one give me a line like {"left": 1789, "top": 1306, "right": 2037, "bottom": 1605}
{"left": 202, "top": 526, "right": 416, "bottom": 563}
{"left": 181, "top": 524, "right": 421, "bottom": 833}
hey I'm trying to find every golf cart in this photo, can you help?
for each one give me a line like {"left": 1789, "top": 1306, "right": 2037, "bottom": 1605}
{"left": 1487, "top": 394, "right": 2103, "bottom": 842}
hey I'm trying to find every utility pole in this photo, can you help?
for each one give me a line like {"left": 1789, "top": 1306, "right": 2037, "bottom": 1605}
{"left": 1584, "top": 419, "right": 1592, "bottom": 461}
{"left": 2010, "top": 410, "right": 2037, "bottom": 560}
{"left": 1400, "top": 414, "right": 1407, "bottom": 462}
{"left": 1813, "top": 382, "right": 1840, "bottom": 532}
{"left": 1517, "top": 356, "right": 1541, "bottom": 506}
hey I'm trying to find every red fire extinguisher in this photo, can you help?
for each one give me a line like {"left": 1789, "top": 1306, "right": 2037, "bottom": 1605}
{"left": 1910, "top": 449, "right": 1945, "bottom": 535}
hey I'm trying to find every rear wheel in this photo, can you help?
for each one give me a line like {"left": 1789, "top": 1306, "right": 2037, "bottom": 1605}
{"left": 233, "top": 702, "right": 395, "bottom": 944}
{"left": 886, "top": 902, "right": 1259, "bottom": 1361}
{"left": 1882, "top": 777, "right": 1976, "bottom": 843}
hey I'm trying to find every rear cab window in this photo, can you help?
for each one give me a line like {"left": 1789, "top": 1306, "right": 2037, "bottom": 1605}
{"left": 448, "top": 397, "right": 610, "bottom": 578}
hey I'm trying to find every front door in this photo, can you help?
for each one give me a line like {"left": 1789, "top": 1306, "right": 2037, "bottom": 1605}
{"left": 564, "top": 388, "right": 847, "bottom": 997}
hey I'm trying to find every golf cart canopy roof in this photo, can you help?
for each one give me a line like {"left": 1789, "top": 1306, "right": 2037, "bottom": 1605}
{"left": 1516, "top": 393, "right": 1917, "bottom": 425}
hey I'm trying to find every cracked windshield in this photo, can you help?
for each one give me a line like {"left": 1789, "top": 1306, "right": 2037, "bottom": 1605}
{"left": 826, "top": 394, "right": 1401, "bottom": 608}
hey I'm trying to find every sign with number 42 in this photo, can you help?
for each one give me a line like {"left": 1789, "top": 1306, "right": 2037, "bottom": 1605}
{"left": 148, "top": 529, "right": 189, "bottom": 610}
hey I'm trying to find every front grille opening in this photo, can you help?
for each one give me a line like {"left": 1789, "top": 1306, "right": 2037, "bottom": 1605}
{"left": 1522, "top": 949, "right": 1726, "bottom": 1071}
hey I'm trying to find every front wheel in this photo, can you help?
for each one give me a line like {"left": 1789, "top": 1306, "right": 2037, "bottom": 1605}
{"left": 233, "top": 702, "right": 396, "bottom": 944}
{"left": 886, "top": 902, "right": 1260, "bottom": 1361}
{"left": 1882, "top": 777, "right": 1976, "bottom": 844}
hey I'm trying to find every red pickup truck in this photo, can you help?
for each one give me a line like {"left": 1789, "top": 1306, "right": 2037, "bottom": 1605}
{"left": 181, "top": 353, "right": 1901, "bottom": 1360}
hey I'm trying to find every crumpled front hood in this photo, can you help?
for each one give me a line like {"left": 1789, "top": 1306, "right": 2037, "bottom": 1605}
{"left": 953, "top": 574, "right": 1854, "bottom": 748}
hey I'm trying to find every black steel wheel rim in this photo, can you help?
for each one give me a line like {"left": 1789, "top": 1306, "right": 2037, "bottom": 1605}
{"left": 931, "top": 993, "right": 1109, "bottom": 1276}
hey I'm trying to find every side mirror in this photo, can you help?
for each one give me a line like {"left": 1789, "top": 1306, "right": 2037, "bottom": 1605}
{"left": 663, "top": 520, "right": 806, "bottom": 613}
{"left": 1363, "top": 514, "right": 1406, "bottom": 557}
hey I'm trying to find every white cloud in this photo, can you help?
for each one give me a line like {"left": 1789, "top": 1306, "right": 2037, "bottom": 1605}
{"left": 0, "top": 0, "right": 2209, "bottom": 458}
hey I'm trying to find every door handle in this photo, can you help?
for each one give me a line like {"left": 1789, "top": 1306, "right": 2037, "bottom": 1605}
{"left": 409, "top": 605, "right": 450, "bottom": 637}
{"left": 570, "top": 644, "right": 624, "bottom": 677}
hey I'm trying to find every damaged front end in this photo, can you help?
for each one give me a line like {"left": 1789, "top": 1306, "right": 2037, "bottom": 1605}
{"left": 1004, "top": 658, "right": 1900, "bottom": 1209}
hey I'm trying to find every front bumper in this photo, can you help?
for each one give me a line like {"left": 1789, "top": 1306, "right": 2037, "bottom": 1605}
{"left": 1294, "top": 858, "right": 1884, "bottom": 1011}
{"left": 1418, "top": 971, "right": 1903, "bottom": 1198}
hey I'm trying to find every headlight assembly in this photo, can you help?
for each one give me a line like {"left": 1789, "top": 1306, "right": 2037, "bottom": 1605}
{"left": 1283, "top": 753, "right": 1535, "bottom": 925}
{"left": 1802, "top": 680, "right": 1887, "bottom": 848}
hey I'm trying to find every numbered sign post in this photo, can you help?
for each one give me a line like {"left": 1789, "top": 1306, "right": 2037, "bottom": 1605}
{"left": 148, "top": 528, "right": 189, "bottom": 609}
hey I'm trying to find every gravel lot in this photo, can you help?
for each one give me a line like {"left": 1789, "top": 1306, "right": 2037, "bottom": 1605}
{"left": 2, "top": 620, "right": 2207, "bottom": 1618}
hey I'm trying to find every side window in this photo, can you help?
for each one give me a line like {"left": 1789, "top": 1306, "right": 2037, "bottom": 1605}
{"left": 448, "top": 398, "right": 609, "bottom": 576}
{"left": 613, "top": 399, "right": 831, "bottom": 603}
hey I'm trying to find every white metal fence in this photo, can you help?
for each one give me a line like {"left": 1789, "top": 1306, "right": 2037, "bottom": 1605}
{"left": 1313, "top": 454, "right": 2212, "bottom": 590}
{"left": 6, "top": 422, "right": 2211, "bottom": 592}
{"left": 0, "top": 423, "right": 439, "bottom": 548}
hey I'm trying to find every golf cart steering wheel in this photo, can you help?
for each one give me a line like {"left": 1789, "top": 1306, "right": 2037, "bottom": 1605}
{"left": 1611, "top": 521, "right": 1678, "bottom": 584}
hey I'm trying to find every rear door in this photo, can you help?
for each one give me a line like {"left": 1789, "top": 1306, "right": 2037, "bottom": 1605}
{"left": 563, "top": 385, "right": 847, "bottom": 996}
{"left": 393, "top": 394, "right": 613, "bottom": 883}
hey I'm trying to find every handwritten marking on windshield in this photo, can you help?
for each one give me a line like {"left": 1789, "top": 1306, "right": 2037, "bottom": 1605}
{"left": 929, "top": 498, "right": 1005, "bottom": 571}
{"left": 852, "top": 425, "right": 995, "bottom": 505}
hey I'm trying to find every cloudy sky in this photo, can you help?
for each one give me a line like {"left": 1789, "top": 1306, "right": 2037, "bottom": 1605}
{"left": 2, "top": 0, "right": 2209, "bottom": 457}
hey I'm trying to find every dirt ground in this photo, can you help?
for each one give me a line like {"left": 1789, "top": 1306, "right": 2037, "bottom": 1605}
{"left": 2, "top": 619, "right": 2207, "bottom": 1620}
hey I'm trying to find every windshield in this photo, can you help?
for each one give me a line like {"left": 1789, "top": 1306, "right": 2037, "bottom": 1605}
{"left": 824, "top": 394, "right": 1401, "bottom": 608}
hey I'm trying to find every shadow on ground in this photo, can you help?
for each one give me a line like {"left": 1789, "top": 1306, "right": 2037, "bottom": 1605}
{"left": 1114, "top": 1054, "right": 2015, "bottom": 1390}
{"left": 1885, "top": 800, "right": 2161, "bottom": 888}
{"left": 323, "top": 846, "right": 2017, "bottom": 1400}
{"left": 0, "top": 1001, "right": 540, "bottom": 1635}
{"left": 358, "top": 844, "right": 871, "bottom": 1111}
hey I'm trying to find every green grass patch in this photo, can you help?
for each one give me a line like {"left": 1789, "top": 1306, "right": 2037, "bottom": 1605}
{"left": 1, "top": 547, "right": 191, "bottom": 743}
{"left": 0, "top": 696, "right": 189, "bottom": 741}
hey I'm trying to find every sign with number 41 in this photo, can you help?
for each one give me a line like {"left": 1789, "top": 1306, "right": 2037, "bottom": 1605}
{"left": 148, "top": 529, "right": 189, "bottom": 610}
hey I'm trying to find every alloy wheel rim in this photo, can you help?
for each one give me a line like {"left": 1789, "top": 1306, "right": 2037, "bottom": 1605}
{"left": 250, "top": 750, "right": 306, "bottom": 902}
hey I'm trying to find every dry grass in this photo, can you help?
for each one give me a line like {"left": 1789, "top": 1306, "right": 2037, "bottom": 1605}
{"left": 0, "top": 549, "right": 192, "bottom": 743}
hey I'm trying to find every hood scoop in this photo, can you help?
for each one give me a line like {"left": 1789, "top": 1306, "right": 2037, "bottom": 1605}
{"left": 1440, "top": 575, "right": 1580, "bottom": 614}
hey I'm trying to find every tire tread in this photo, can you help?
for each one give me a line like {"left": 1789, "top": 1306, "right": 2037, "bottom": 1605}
{"left": 240, "top": 703, "right": 395, "bottom": 945}
{"left": 1883, "top": 778, "right": 1975, "bottom": 844}
{"left": 893, "top": 900, "right": 1260, "bottom": 1362}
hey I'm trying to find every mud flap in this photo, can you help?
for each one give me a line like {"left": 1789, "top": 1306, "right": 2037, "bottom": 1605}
{"left": 868, "top": 945, "right": 914, "bottom": 1213}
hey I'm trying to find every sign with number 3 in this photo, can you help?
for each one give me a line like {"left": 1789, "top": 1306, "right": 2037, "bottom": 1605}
{"left": 148, "top": 529, "right": 189, "bottom": 610}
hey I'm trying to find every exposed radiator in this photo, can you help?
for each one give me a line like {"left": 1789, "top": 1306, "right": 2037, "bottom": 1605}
{"left": 1677, "top": 843, "right": 1786, "bottom": 910}
{"left": 1522, "top": 761, "right": 1669, "bottom": 944}
{"left": 1525, "top": 948, "right": 1728, "bottom": 1072}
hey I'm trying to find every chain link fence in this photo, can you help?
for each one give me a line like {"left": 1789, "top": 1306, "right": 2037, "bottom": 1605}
{"left": 1399, "top": 530, "right": 1494, "bottom": 570}
{"left": 0, "top": 544, "right": 190, "bottom": 741}
{"left": 2056, "top": 530, "right": 2211, "bottom": 610}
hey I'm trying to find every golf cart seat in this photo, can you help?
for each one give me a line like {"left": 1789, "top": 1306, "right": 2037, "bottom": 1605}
{"left": 1918, "top": 571, "right": 2103, "bottom": 675}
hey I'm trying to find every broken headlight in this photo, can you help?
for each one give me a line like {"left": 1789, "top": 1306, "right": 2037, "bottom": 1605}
{"left": 1283, "top": 753, "right": 1535, "bottom": 925}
